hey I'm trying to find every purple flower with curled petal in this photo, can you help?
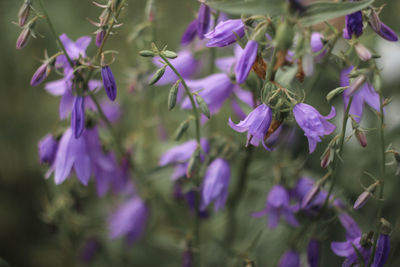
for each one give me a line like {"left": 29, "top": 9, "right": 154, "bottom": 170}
{"left": 235, "top": 40, "right": 258, "bottom": 84}
{"left": 38, "top": 134, "right": 58, "bottom": 165}
{"left": 71, "top": 96, "right": 85, "bottom": 139}
{"left": 197, "top": 4, "right": 211, "bottom": 39}
{"left": 343, "top": 11, "right": 363, "bottom": 40}
{"left": 308, "top": 239, "right": 320, "bottom": 267}
{"left": 341, "top": 66, "right": 381, "bottom": 123}
{"left": 101, "top": 65, "right": 117, "bottom": 101}
{"left": 278, "top": 250, "right": 300, "bottom": 267}
{"left": 229, "top": 104, "right": 273, "bottom": 150}
{"left": 200, "top": 158, "right": 231, "bottom": 212}
{"left": 373, "top": 234, "right": 390, "bottom": 267}
{"left": 108, "top": 195, "right": 148, "bottom": 245}
{"left": 159, "top": 139, "right": 209, "bottom": 180}
{"left": 181, "top": 19, "right": 198, "bottom": 46}
{"left": 253, "top": 185, "right": 299, "bottom": 228}
{"left": 204, "top": 19, "right": 245, "bottom": 47}
{"left": 293, "top": 103, "right": 336, "bottom": 153}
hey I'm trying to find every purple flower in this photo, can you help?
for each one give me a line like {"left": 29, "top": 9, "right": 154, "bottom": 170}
{"left": 79, "top": 238, "right": 98, "bottom": 264}
{"left": 38, "top": 134, "right": 58, "bottom": 165}
{"left": 373, "top": 22, "right": 398, "bottom": 42}
{"left": 16, "top": 27, "right": 30, "bottom": 50}
{"left": 71, "top": 96, "right": 85, "bottom": 139}
{"left": 56, "top": 34, "right": 91, "bottom": 70}
{"left": 101, "top": 65, "right": 117, "bottom": 101}
{"left": 197, "top": 4, "right": 211, "bottom": 39}
{"left": 31, "top": 63, "right": 49, "bottom": 87}
{"left": 278, "top": 250, "right": 300, "bottom": 267}
{"left": 151, "top": 50, "right": 200, "bottom": 86}
{"left": 343, "top": 11, "right": 363, "bottom": 39}
{"left": 253, "top": 185, "right": 299, "bottom": 228}
{"left": 108, "top": 196, "right": 148, "bottom": 245}
{"left": 95, "top": 29, "right": 106, "bottom": 47}
{"left": 331, "top": 236, "right": 371, "bottom": 267}
{"left": 159, "top": 139, "right": 209, "bottom": 180}
{"left": 204, "top": 19, "right": 245, "bottom": 47}
{"left": 338, "top": 212, "right": 362, "bottom": 240}
{"left": 310, "top": 32, "right": 326, "bottom": 62}
{"left": 181, "top": 19, "right": 198, "bottom": 46}
{"left": 341, "top": 66, "right": 380, "bottom": 123}
{"left": 200, "top": 158, "right": 231, "bottom": 211}
{"left": 229, "top": 104, "right": 273, "bottom": 150}
{"left": 373, "top": 234, "right": 390, "bottom": 267}
{"left": 308, "top": 239, "right": 320, "bottom": 267}
{"left": 293, "top": 103, "right": 336, "bottom": 153}
{"left": 235, "top": 40, "right": 258, "bottom": 84}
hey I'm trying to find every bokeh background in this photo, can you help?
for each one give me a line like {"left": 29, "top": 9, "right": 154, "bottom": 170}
{"left": 1, "top": 0, "right": 400, "bottom": 266}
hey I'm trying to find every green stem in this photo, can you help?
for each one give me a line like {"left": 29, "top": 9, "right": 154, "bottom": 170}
{"left": 367, "top": 92, "right": 386, "bottom": 267}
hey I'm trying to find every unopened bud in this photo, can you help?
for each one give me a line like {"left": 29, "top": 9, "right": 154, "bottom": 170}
{"left": 346, "top": 75, "right": 366, "bottom": 97}
{"left": 369, "top": 9, "right": 381, "bottom": 33}
{"left": 95, "top": 29, "right": 106, "bottom": 47}
{"left": 186, "top": 149, "right": 200, "bottom": 178}
{"left": 275, "top": 22, "right": 294, "bottom": 51}
{"left": 355, "top": 129, "right": 367, "bottom": 147}
{"left": 174, "top": 120, "right": 190, "bottom": 141}
{"left": 302, "top": 182, "right": 321, "bottom": 208}
{"left": 302, "top": 53, "right": 314, "bottom": 77}
{"left": 161, "top": 50, "right": 178, "bottom": 59}
{"left": 355, "top": 43, "right": 372, "bottom": 61}
{"left": 149, "top": 65, "right": 167, "bottom": 85}
{"left": 16, "top": 26, "right": 31, "bottom": 50}
{"left": 320, "top": 147, "right": 332, "bottom": 168}
{"left": 196, "top": 95, "right": 210, "bottom": 119}
{"left": 379, "top": 218, "right": 392, "bottom": 235}
{"left": 326, "top": 87, "right": 346, "bottom": 102}
{"left": 168, "top": 80, "right": 180, "bottom": 110}
{"left": 139, "top": 50, "right": 155, "bottom": 57}
{"left": 353, "top": 182, "right": 378, "bottom": 210}
{"left": 111, "top": 0, "right": 123, "bottom": 12}
{"left": 18, "top": 0, "right": 31, "bottom": 27}
{"left": 145, "top": 0, "right": 156, "bottom": 22}
{"left": 31, "top": 63, "right": 50, "bottom": 87}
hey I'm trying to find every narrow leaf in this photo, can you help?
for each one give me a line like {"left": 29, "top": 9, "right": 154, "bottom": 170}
{"left": 206, "top": 0, "right": 284, "bottom": 16}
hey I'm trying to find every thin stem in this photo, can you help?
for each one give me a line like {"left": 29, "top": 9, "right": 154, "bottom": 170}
{"left": 367, "top": 92, "right": 386, "bottom": 267}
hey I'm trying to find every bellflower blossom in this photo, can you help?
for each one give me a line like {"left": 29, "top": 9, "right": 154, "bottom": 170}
{"left": 71, "top": 96, "right": 85, "bottom": 138}
{"left": 204, "top": 19, "right": 245, "bottom": 47}
{"left": 293, "top": 103, "right": 336, "bottom": 153}
{"left": 38, "top": 134, "right": 58, "bottom": 165}
{"left": 341, "top": 66, "right": 380, "bottom": 123}
{"left": 373, "top": 234, "right": 390, "bottom": 267}
{"left": 197, "top": 3, "right": 211, "bottom": 39}
{"left": 253, "top": 185, "right": 299, "bottom": 228}
{"left": 159, "top": 139, "right": 209, "bottom": 180}
{"left": 181, "top": 19, "right": 198, "bottom": 46}
{"left": 235, "top": 40, "right": 258, "bottom": 84}
{"left": 200, "top": 158, "right": 231, "bottom": 211}
{"left": 278, "top": 250, "right": 300, "bottom": 267}
{"left": 310, "top": 32, "right": 327, "bottom": 62}
{"left": 343, "top": 11, "right": 363, "bottom": 39}
{"left": 56, "top": 34, "right": 91, "bottom": 70}
{"left": 373, "top": 22, "right": 398, "bottom": 42}
{"left": 108, "top": 195, "right": 148, "bottom": 245}
{"left": 229, "top": 104, "right": 273, "bottom": 150}
{"left": 101, "top": 65, "right": 117, "bottom": 101}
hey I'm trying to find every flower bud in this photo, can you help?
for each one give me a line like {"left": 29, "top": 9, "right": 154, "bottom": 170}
{"left": 197, "top": 3, "right": 211, "bottom": 39}
{"left": 375, "top": 22, "right": 398, "bottom": 42}
{"left": 38, "top": 134, "right": 58, "bottom": 165}
{"left": 274, "top": 22, "right": 294, "bottom": 51}
{"left": 18, "top": 0, "right": 31, "bottom": 27}
{"left": 353, "top": 182, "right": 378, "bottom": 210}
{"left": 168, "top": 80, "right": 180, "bottom": 110}
{"left": 196, "top": 95, "right": 211, "bottom": 119}
{"left": 31, "top": 63, "right": 50, "bottom": 87}
{"left": 345, "top": 75, "right": 366, "bottom": 97}
{"left": 368, "top": 10, "right": 381, "bottom": 33}
{"left": 320, "top": 147, "right": 332, "bottom": 168}
{"left": 101, "top": 65, "right": 117, "bottom": 101}
{"left": 355, "top": 43, "right": 372, "bottom": 61}
{"left": 71, "top": 96, "right": 85, "bottom": 139}
{"left": 307, "top": 239, "right": 320, "bottom": 267}
{"left": 355, "top": 129, "right": 367, "bottom": 147}
{"left": 186, "top": 149, "right": 200, "bottom": 178}
{"left": 174, "top": 120, "right": 190, "bottom": 141}
{"left": 95, "top": 29, "right": 106, "bottom": 47}
{"left": 161, "top": 50, "right": 177, "bottom": 59}
{"left": 302, "top": 53, "right": 314, "bottom": 77}
{"left": 326, "top": 86, "right": 346, "bottom": 102}
{"left": 379, "top": 218, "right": 392, "bottom": 235}
{"left": 145, "top": 0, "right": 156, "bottom": 22}
{"left": 16, "top": 26, "right": 31, "bottom": 50}
{"left": 139, "top": 50, "right": 155, "bottom": 57}
{"left": 374, "top": 234, "right": 390, "bottom": 267}
{"left": 149, "top": 65, "right": 167, "bottom": 85}
{"left": 301, "top": 182, "right": 321, "bottom": 208}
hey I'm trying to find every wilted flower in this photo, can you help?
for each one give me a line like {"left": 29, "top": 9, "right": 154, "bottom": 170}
{"left": 341, "top": 66, "right": 381, "bottom": 123}
{"left": 308, "top": 239, "right": 320, "bottom": 267}
{"left": 200, "top": 158, "right": 231, "bottom": 211}
{"left": 293, "top": 103, "right": 336, "bottom": 153}
{"left": 204, "top": 19, "right": 245, "bottom": 47}
{"left": 229, "top": 104, "right": 273, "bottom": 150}
{"left": 101, "top": 65, "right": 117, "bottom": 101}
{"left": 278, "top": 250, "right": 300, "bottom": 267}
{"left": 197, "top": 3, "right": 211, "bottom": 39}
{"left": 38, "top": 134, "right": 58, "bottom": 165}
{"left": 343, "top": 11, "right": 363, "bottom": 39}
{"left": 253, "top": 185, "right": 299, "bottom": 228}
{"left": 235, "top": 40, "right": 258, "bottom": 84}
{"left": 108, "top": 196, "right": 148, "bottom": 245}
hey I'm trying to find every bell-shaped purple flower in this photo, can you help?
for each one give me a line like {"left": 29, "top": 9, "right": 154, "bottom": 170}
{"left": 31, "top": 63, "right": 49, "bottom": 87}
{"left": 311, "top": 32, "right": 326, "bottom": 62}
{"left": 101, "top": 65, "right": 117, "bottom": 101}
{"left": 229, "top": 104, "right": 273, "bottom": 150}
{"left": 204, "top": 19, "right": 245, "bottom": 47}
{"left": 278, "top": 250, "right": 300, "bottom": 267}
{"left": 56, "top": 34, "right": 91, "bottom": 70}
{"left": 341, "top": 66, "right": 381, "bottom": 123}
{"left": 293, "top": 103, "right": 336, "bottom": 153}
{"left": 197, "top": 4, "right": 211, "bottom": 39}
{"left": 253, "top": 185, "right": 299, "bottom": 228}
{"left": 38, "top": 134, "right": 58, "bottom": 165}
{"left": 200, "top": 158, "right": 231, "bottom": 211}
{"left": 235, "top": 40, "right": 258, "bottom": 84}
{"left": 181, "top": 19, "right": 198, "bottom": 46}
{"left": 308, "top": 239, "right": 320, "bottom": 267}
{"left": 71, "top": 96, "right": 85, "bottom": 139}
{"left": 108, "top": 195, "right": 148, "bottom": 245}
{"left": 373, "top": 234, "right": 390, "bottom": 267}
{"left": 343, "top": 11, "right": 363, "bottom": 39}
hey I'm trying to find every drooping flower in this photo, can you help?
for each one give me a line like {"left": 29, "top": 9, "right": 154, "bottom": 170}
{"left": 343, "top": 11, "right": 363, "bottom": 39}
{"left": 373, "top": 234, "right": 390, "bottom": 267}
{"left": 31, "top": 63, "right": 50, "bottom": 87}
{"left": 108, "top": 195, "right": 148, "bottom": 245}
{"left": 341, "top": 66, "right": 381, "bottom": 123}
{"left": 101, "top": 65, "right": 117, "bottom": 101}
{"left": 38, "top": 134, "right": 58, "bottom": 165}
{"left": 197, "top": 3, "right": 211, "bottom": 39}
{"left": 308, "top": 239, "right": 320, "bottom": 267}
{"left": 235, "top": 40, "right": 258, "bottom": 84}
{"left": 229, "top": 104, "right": 273, "bottom": 150}
{"left": 71, "top": 96, "right": 85, "bottom": 139}
{"left": 293, "top": 103, "right": 336, "bottom": 153}
{"left": 310, "top": 32, "right": 327, "bottom": 62}
{"left": 181, "top": 19, "right": 198, "bottom": 46}
{"left": 200, "top": 158, "right": 231, "bottom": 211}
{"left": 278, "top": 250, "right": 300, "bottom": 267}
{"left": 371, "top": 22, "right": 398, "bottom": 42}
{"left": 204, "top": 19, "right": 245, "bottom": 47}
{"left": 253, "top": 185, "right": 299, "bottom": 228}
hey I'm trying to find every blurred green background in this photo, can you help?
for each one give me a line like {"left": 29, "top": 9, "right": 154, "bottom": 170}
{"left": 1, "top": 0, "right": 400, "bottom": 266}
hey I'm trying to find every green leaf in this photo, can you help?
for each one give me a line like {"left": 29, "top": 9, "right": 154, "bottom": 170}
{"left": 300, "top": 0, "right": 374, "bottom": 26}
{"left": 206, "top": 0, "right": 284, "bottom": 16}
